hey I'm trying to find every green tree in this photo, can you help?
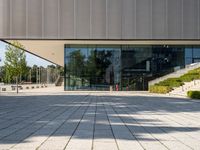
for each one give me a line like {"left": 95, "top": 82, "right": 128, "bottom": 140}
{"left": 4, "top": 41, "right": 28, "bottom": 92}
{"left": 0, "top": 66, "right": 5, "bottom": 82}
{"left": 30, "top": 65, "right": 37, "bottom": 83}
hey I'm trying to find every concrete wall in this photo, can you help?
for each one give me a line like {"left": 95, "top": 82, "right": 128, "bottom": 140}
{"left": 0, "top": 83, "right": 55, "bottom": 92}
{"left": 0, "top": 0, "right": 200, "bottom": 40}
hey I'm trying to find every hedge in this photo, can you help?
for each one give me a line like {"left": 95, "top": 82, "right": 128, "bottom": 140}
{"left": 180, "top": 68, "right": 200, "bottom": 82}
{"left": 149, "top": 67, "right": 200, "bottom": 94}
{"left": 156, "top": 78, "right": 183, "bottom": 88}
{"left": 180, "top": 74, "right": 200, "bottom": 82}
{"left": 149, "top": 85, "right": 172, "bottom": 94}
{"left": 187, "top": 91, "right": 200, "bottom": 99}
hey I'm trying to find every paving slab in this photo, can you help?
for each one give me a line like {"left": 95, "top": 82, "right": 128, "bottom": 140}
{"left": 0, "top": 92, "right": 200, "bottom": 149}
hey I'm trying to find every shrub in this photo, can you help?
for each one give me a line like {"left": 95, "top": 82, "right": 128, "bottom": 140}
{"left": 180, "top": 75, "right": 193, "bottom": 82}
{"left": 180, "top": 68, "right": 200, "bottom": 82}
{"left": 180, "top": 73, "right": 200, "bottom": 82}
{"left": 150, "top": 67, "right": 200, "bottom": 94}
{"left": 187, "top": 91, "right": 200, "bottom": 99}
{"left": 188, "top": 68, "right": 200, "bottom": 74}
{"left": 149, "top": 85, "right": 172, "bottom": 94}
{"left": 157, "top": 78, "right": 183, "bottom": 88}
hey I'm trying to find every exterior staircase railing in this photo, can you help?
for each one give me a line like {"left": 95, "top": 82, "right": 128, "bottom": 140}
{"left": 148, "top": 62, "right": 200, "bottom": 86}
{"left": 55, "top": 76, "right": 64, "bottom": 86}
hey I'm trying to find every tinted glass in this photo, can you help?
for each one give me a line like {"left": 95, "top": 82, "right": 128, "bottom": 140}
{"left": 64, "top": 45, "right": 198, "bottom": 91}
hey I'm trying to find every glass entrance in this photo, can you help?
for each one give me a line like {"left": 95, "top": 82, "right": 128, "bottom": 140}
{"left": 64, "top": 44, "right": 200, "bottom": 91}
{"left": 64, "top": 45, "right": 121, "bottom": 90}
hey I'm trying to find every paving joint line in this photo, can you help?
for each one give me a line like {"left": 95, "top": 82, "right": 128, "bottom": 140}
{"left": 63, "top": 95, "right": 93, "bottom": 150}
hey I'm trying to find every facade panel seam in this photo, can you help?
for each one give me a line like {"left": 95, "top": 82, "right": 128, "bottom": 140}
{"left": 134, "top": 0, "right": 137, "bottom": 39}
{"left": 150, "top": 0, "right": 153, "bottom": 39}
{"left": 120, "top": 0, "right": 122, "bottom": 39}
{"left": 26, "top": 0, "right": 28, "bottom": 38}
{"left": 58, "top": 0, "right": 60, "bottom": 38}
{"left": 181, "top": 0, "right": 184, "bottom": 39}
{"left": 166, "top": 0, "right": 168, "bottom": 39}
{"left": 194, "top": 0, "right": 196, "bottom": 38}
{"left": 198, "top": 0, "right": 200, "bottom": 39}
{"left": 10, "top": 0, "right": 12, "bottom": 37}
{"left": 90, "top": 0, "right": 92, "bottom": 39}
{"left": 106, "top": 0, "right": 108, "bottom": 39}
{"left": 42, "top": 0, "right": 44, "bottom": 38}
{"left": 135, "top": 0, "right": 137, "bottom": 38}
{"left": 74, "top": 0, "right": 76, "bottom": 39}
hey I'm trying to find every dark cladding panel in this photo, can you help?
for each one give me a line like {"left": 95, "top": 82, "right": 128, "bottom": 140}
{"left": 92, "top": 0, "right": 106, "bottom": 39}
{"left": 122, "top": 0, "right": 136, "bottom": 39}
{"left": 168, "top": 0, "right": 182, "bottom": 39}
{"left": 60, "top": 0, "right": 74, "bottom": 38}
{"left": 152, "top": 0, "right": 166, "bottom": 39}
{"left": 107, "top": 0, "right": 122, "bottom": 39}
{"left": 183, "top": 0, "right": 198, "bottom": 39}
{"left": 136, "top": 0, "right": 152, "bottom": 39}
{"left": 27, "top": 0, "right": 42, "bottom": 38}
{"left": 76, "top": 0, "right": 90, "bottom": 39}
{"left": 11, "top": 0, "right": 26, "bottom": 37}
{"left": 44, "top": 0, "right": 59, "bottom": 38}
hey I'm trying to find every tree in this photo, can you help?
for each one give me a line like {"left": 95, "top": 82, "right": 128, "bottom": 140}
{"left": 0, "top": 66, "right": 5, "bottom": 82}
{"left": 4, "top": 41, "right": 28, "bottom": 92}
{"left": 30, "top": 65, "right": 38, "bottom": 83}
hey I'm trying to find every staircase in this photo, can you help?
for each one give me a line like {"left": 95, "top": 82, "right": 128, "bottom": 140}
{"left": 169, "top": 80, "right": 200, "bottom": 96}
{"left": 149, "top": 63, "right": 200, "bottom": 86}
{"left": 55, "top": 76, "right": 64, "bottom": 86}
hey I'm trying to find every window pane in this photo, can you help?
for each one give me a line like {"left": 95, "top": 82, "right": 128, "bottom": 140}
{"left": 193, "top": 47, "right": 200, "bottom": 58}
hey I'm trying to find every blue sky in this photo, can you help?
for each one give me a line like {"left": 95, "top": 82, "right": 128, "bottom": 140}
{"left": 0, "top": 41, "right": 52, "bottom": 67}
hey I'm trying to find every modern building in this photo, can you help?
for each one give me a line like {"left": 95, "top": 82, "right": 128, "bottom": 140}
{"left": 0, "top": 0, "right": 200, "bottom": 90}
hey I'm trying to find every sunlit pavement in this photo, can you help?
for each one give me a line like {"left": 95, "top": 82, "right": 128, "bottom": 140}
{"left": 0, "top": 91, "right": 200, "bottom": 150}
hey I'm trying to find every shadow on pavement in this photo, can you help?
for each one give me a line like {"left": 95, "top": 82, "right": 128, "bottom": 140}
{"left": 0, "top": 94, "right": 200, "bottom": 146}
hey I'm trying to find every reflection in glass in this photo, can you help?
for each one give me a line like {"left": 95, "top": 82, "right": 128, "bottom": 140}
{"left": 193, "top": 47, "right": 200, "bottom": 59}
{"left": 65, "top": 45, "right": 121, "bottom": 90}
{"left": 64, "top": 45, "right": 200, "bottom": 91}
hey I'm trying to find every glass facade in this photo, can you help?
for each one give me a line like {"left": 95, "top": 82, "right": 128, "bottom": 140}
{"left": 64, "top": 45, "right": 200, "bottom": 91}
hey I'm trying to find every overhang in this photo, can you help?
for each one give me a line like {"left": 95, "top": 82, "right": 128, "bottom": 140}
{"left": 4, "top": 40, "right": 200, "bottom": 67}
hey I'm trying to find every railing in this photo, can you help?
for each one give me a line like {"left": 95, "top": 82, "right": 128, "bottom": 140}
{"left": 55, "top": 76, "right": 64, "bottom": 86}
{"left": 148, "top": 62, "right": 200, "bottom": 86}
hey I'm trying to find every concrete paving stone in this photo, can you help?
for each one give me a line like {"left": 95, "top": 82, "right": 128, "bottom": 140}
{"left": 116, "top": 139, "right": 144, "bottom": 150}
{"left": 94, "top": 129, "right": 113, "bottom": 138}
{"left": 73, "top": 130, "right": 93, "bottom": 137}
{"left": 65, "top": 139, "right": 93, "bottom": 150}
{"left": 38, "top": 137, "right": 71, "bottom": 150}
{"left": 95, "top": 124, "right": 111, "bottom": 130}
{"left": 93, "top": 141, "right": 118, "bottom": 150}
{"left": 1, "top": 92, "right": 200, "bottom": 149}
{"left": 10, "top": 142, "right": 41, "bottom": 150}
{"left": 0, "top": 144, "right": 16, "bottom": 150}
{"left": 116, "top": 111, "right": 192, "bottom": 150}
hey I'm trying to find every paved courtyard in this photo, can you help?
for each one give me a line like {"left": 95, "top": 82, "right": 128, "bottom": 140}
{"left": 0, "top": 92, "right": 200, "bottom": 150}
